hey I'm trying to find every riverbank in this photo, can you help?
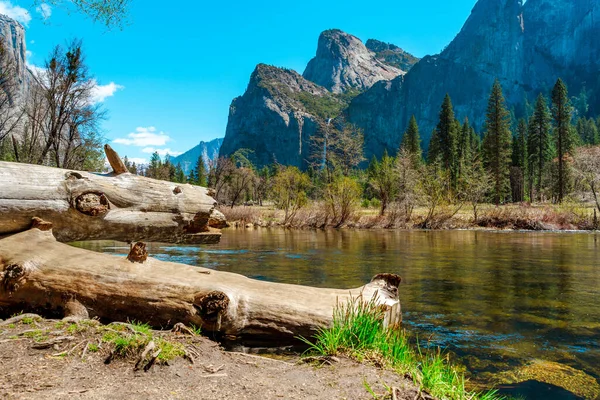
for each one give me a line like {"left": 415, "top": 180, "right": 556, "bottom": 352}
{"left": 3, "top": 316, "right": 597, "bottom": 400}
{"left": 220, "top": 202, "right": 598, "bottom": 231}
{"left": 0, "top": 315, "right": 428, "bottom": 399}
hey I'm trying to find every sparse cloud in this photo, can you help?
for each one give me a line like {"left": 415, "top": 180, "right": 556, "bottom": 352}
{"left": 113, "top": 127, "right": 172, "bottom": 147}
{"left": 141, "top": 147, "right": 182, "bottom": 157}
{"left": 26, "top": 61, "right": 46, "bottom": 79}
{"left": 35, "top": 3, "right": 51, "bottom": 20}
{"left": 126, "top": 157, "right": 147, "bottom": 165}
{"left": 0, "top": 1, "right": 31, "bottom": 25}
{"left": 91, "top": 81, "right": 124, "bottom": 103}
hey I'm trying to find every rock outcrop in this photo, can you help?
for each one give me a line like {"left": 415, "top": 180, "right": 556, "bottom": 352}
{"left": 348, "top": 0, "right": 600, "bottom": 160}
{"left": 221, "top": 0, "right": 600, "bottom": 167}
{"left": 219, "top": 64, "right": 338, "bottom": 169}
{"left": 220, "top": 30, "right": 417, "bottom": 167}
{"left": 303, "top": 29, "right": 405, "bottom": 94}
{"left": 0, "top": 14, "right": 30, "bottom": 97}
{"left": 365, "top": 39, "right": 419, "bottom": 72}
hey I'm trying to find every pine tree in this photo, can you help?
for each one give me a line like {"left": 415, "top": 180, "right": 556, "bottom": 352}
{"left": 511, "top": 119, "right": 528, "bottom": 201}
{"left": 551, "top": 78, "right": 574, "bottom": 203}
{"left": 482, "top": 79, "right": 512, "bottom": 205}
{"left": 576, "top": 117, "right": 599, "bottom": 145}
{"left": 428, "top": 129, "right": 441, "bottom": 165}
{"left": 401, "top": 115, "right": 422, "bottom": 165}
{"left": 457, "top": 118, "right": 473, "bottom": 181}
{"left": 148, "top": 151, "right": 162, "bottom": 178}
{"left": 175, "top": 163, "right": 186, "bottom": 183}
{"left": 469, "top": 127, "right": 481, "bottom": 156}
{"left": 435, "top": 94, "right": 459, "bottom": 185}
{"left": 527, "top": 94, "right": 552, "bottom": 201}
{"left": 194, "top": 154, "right": 208, "bottom": 187}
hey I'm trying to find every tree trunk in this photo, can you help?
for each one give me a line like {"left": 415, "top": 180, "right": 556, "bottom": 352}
{"left": 0, "top": 227, "right": 402, "bottom": 344}
{"left": 0, "top": 160, "right": 222, "bottom": 244}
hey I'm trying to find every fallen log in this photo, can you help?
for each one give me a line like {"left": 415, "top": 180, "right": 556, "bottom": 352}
{"left": 0, "top": 145, "right": 223, "bottom": 244}
{"left": 0, "top": 227, "right": 402, "bottom": 344}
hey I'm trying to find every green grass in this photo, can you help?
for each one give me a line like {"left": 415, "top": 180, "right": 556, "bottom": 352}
{"left": 190, "top": 324, "right": 202, "bottom": 335}
{"left": 101, "top": 322, "right": 185, "bottom": 362}
{"left": 300, "top": 297, "right": 503, "bottom": 400}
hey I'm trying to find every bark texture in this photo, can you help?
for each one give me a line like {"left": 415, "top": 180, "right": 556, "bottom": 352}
{"left": 0, "top": 161, "right": 221, "bottom": 243}
{"left": 0, "top": 228, "right": 402, "bottom": 344}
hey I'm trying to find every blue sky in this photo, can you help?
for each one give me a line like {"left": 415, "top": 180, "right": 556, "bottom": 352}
{"left": 2, "top": 0, "right": 477, "bottom": 164}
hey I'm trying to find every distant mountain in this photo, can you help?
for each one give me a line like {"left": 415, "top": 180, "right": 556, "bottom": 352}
{"left": 348, "top": 0, "right": 600, "bottom": 160}
{"left": 170, "top": 138, "right": 223, "bottom": 174}
{"left": 221, "top": 0, "right": 600, "bottom": 167}
{"left": 302, "top": 29, "right": 409, "bottom": 94}
{"left": 219, "top": 64, "right": 334, "bottom": 169}
{"left": 220, "top": 31, "right": 418, "bottom": 168}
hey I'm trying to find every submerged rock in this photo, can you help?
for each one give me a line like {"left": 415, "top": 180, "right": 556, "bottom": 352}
{"left": 493, "top": 359, "right": 600, "bottom": 400}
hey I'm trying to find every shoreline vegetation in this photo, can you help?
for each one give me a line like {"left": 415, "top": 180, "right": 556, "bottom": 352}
{"left": 123, "top": 79, "right": 600, "bottom": 237}
{"left": 300, "top": 297, "right": 502, "bottom": 400}
{"left": 219, "top": 202, "right": 598, "bottom": 232}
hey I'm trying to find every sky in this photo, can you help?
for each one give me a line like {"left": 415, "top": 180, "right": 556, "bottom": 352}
{"left": 1, "top": 0, "right": 477, "bottom": 164}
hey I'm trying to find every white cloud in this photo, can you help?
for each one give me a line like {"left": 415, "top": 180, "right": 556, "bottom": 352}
{"left": 90, "top": 81, "right": 124, "bottom": 103}
{"left": 113, "top": 127, "right": 172, "bottom": 147}
{"left": 35, "top": 3, "right": 51, "bottom": 20}
{"left": 0, "top": 1, "right": 31, "bottom": 25}
{"left": 26, "top": 61, "right": 46, "bottom": 79}
{"left": 141, "top": 147, "right": 182, "bottom": 157}
{"left": 126, "top": 157, "right": 147, "bottom": 165}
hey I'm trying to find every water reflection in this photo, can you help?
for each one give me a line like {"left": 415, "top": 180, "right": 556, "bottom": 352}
{"left": 74, "top": 229, "right": 600, "bottom": 384}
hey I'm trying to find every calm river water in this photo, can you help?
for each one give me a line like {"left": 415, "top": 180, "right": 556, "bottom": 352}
{"left": 77, "top": 229, "right": 600, "bottom": 389}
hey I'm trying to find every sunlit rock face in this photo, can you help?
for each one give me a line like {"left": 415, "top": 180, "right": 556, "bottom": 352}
{"left": 0, "top": 14, "right": 31, "bottom": 97}
{"left": 220, "top": 29, "right": 418, "bottom": 168}
{"left": 349, "top": 0, "right": 600, "bottom": 160}
{"left": 303, "top": 29, "right": 404, "bottom": 94}
{"left": 221, "top": 0, "right": 600, "bottom": 166}
{"left": 220, "top": 64, "right": 329, "bottom": 169}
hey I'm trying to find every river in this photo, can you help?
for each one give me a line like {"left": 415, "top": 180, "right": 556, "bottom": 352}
{"left": 75, "top": 228, "right": 600, "bottom": 393}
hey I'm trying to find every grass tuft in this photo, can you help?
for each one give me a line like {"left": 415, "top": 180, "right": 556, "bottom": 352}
{"left": 300, "top": 296, "right": 503, "bottom": 400}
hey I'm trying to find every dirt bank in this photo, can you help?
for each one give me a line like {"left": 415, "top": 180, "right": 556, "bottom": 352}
{"left": 0, "top": 316, "right": 423, "bottom": 400}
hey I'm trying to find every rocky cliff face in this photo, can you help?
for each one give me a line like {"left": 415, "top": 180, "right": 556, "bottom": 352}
{"left": 365, "top": 39, "right": 419, "bottom": 72}
{"left": 220, "top": 30, "right": 416, "bottom": 168}
{"left": 219, "top": 64, "right": 335, "bottom": 169}
{"left": 0, "top": 14, "right": 30, "bottom": 97}
{"left": 349, "top": 0, "right": 600, "bottom": 160}
{"left": 302, "top": 29, "right": 405, "bottom": 94}
{"left": 221, "top": 0, "right": 599, "bottom": 167}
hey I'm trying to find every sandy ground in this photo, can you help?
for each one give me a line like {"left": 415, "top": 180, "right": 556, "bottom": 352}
{"left": 0, "top": 317, "right": 424, "bottom": 400}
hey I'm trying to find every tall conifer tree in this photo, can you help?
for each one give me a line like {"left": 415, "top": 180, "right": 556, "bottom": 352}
{"left": 194, "top": 154, "right": 208, "bottom": 187}
{"left": 527, "top": 94, "right": 552, "bottom": 201}
{"left": 428, "top": 129, "right": 441, "bottom": 165}
{"left": 401, "top": 115, "right": 422, "bottom": 165}
{"left": 482, "top": 79, "right": 512, "bottom": 205}
{"left": 512, "top": 119, "right": 528, "bottom": 201}
{"left": 434, "top": 94, "right": 459, "bottom": 186}
{"left": 551, "top": 78, "right": 574, "bottom": 203}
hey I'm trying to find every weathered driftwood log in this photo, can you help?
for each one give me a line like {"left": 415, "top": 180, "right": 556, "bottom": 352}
{"left": 0, "top": 147, "right": 222, "bottom": 243}
{"left": 0, "top": 228, "right": 402, "bottom": 343}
